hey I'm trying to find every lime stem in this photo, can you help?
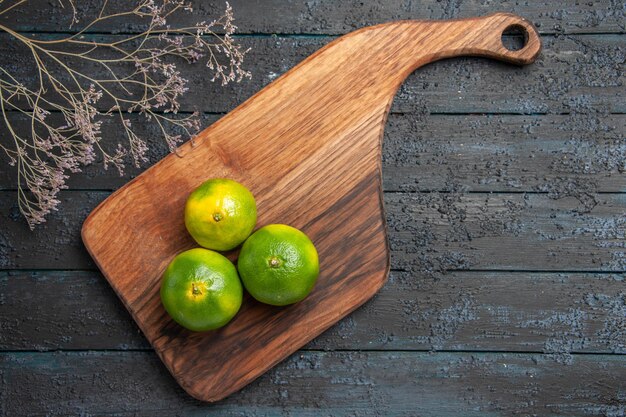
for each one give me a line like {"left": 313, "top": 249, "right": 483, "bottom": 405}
{"left": 212, "top": 212, "right": 223, "bottom": 222}
{"left": 268, "top": 257, "right": 281, "bottom": 268}
{"left": 192, "top": 283, "right": 202, "bottom": 295}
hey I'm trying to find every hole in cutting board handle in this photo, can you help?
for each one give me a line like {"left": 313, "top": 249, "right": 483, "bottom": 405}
{"left": 501, "top": 24, "right": 529, "bottom": 51}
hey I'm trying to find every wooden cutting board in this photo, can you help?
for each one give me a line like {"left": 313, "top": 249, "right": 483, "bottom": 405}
{"left": 82, "top": 13, "right": 541, "bottom": 402}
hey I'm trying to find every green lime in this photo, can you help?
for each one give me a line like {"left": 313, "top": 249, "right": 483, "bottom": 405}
{"left": 184, "top": 178, "right": 257, "bottom": 251}
{"left": 160, "top": 248, "right": 242, "bottom": 331}
{"left": 237, "top": 224, "right": 319, "bottom": 306}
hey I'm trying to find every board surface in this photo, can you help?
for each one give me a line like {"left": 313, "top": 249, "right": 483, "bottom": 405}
{"left": 81, "top": 13, "right": 541, "bottom": 401}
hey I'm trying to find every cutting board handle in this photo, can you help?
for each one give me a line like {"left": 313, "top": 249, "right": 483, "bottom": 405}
{"left": 411, "top": 12, "right": 542, "bottom": 66}
{"left": 177, "top": 13, "right": 541, "bottom": 161}
{"left": 475, "top": 12, "right": 541, "bottom": 64}
{"left": 240, "top": 12, "right": 543, "bottom": 147}
{"left": 353, "top": 12, "right": 542, "bottom": 90}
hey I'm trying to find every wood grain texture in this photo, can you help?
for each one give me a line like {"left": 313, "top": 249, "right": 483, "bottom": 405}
{"left": 3, "top": 191, "right": 624, "bottom": 272}
{"left": 2, "top": 270, "right": 624, "bottom": 355}
{"left": 3, "top": 33, "right": 623, "bottom": 115}
{"left": 80, "top": 14, "right": 541, "bottom": 401}
{"left": 3, "top": 113, "right": 624, "bottom": 193}
{"left": 3, "top": 0, "right": 625, "bottom": 35}
{"left": 381, "top": 113, "right": 626, "bottom": 193}
{"left": 2, "top": 351, "right": 624, "bottom": 417}
{"left": 388, "top": 193, "right": 626, "bottom": 272}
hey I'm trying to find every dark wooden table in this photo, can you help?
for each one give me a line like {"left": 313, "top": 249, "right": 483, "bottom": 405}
{"left": 1, "top": 1, "right": 625, "bottom": 415}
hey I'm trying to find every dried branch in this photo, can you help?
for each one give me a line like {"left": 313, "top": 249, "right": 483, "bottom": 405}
{"left": 0, "top": 0, "right": 250, "bottom": 229}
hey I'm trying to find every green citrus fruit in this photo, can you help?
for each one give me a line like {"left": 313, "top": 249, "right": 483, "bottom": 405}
{"left": 160, "top": 248, "right": 243, "bottom": 331}
{"left": 185, "top": 178, "right": 257, "bottom": 251}
{"left": 237, "top": 224, "right": 319, "bottom": 306}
